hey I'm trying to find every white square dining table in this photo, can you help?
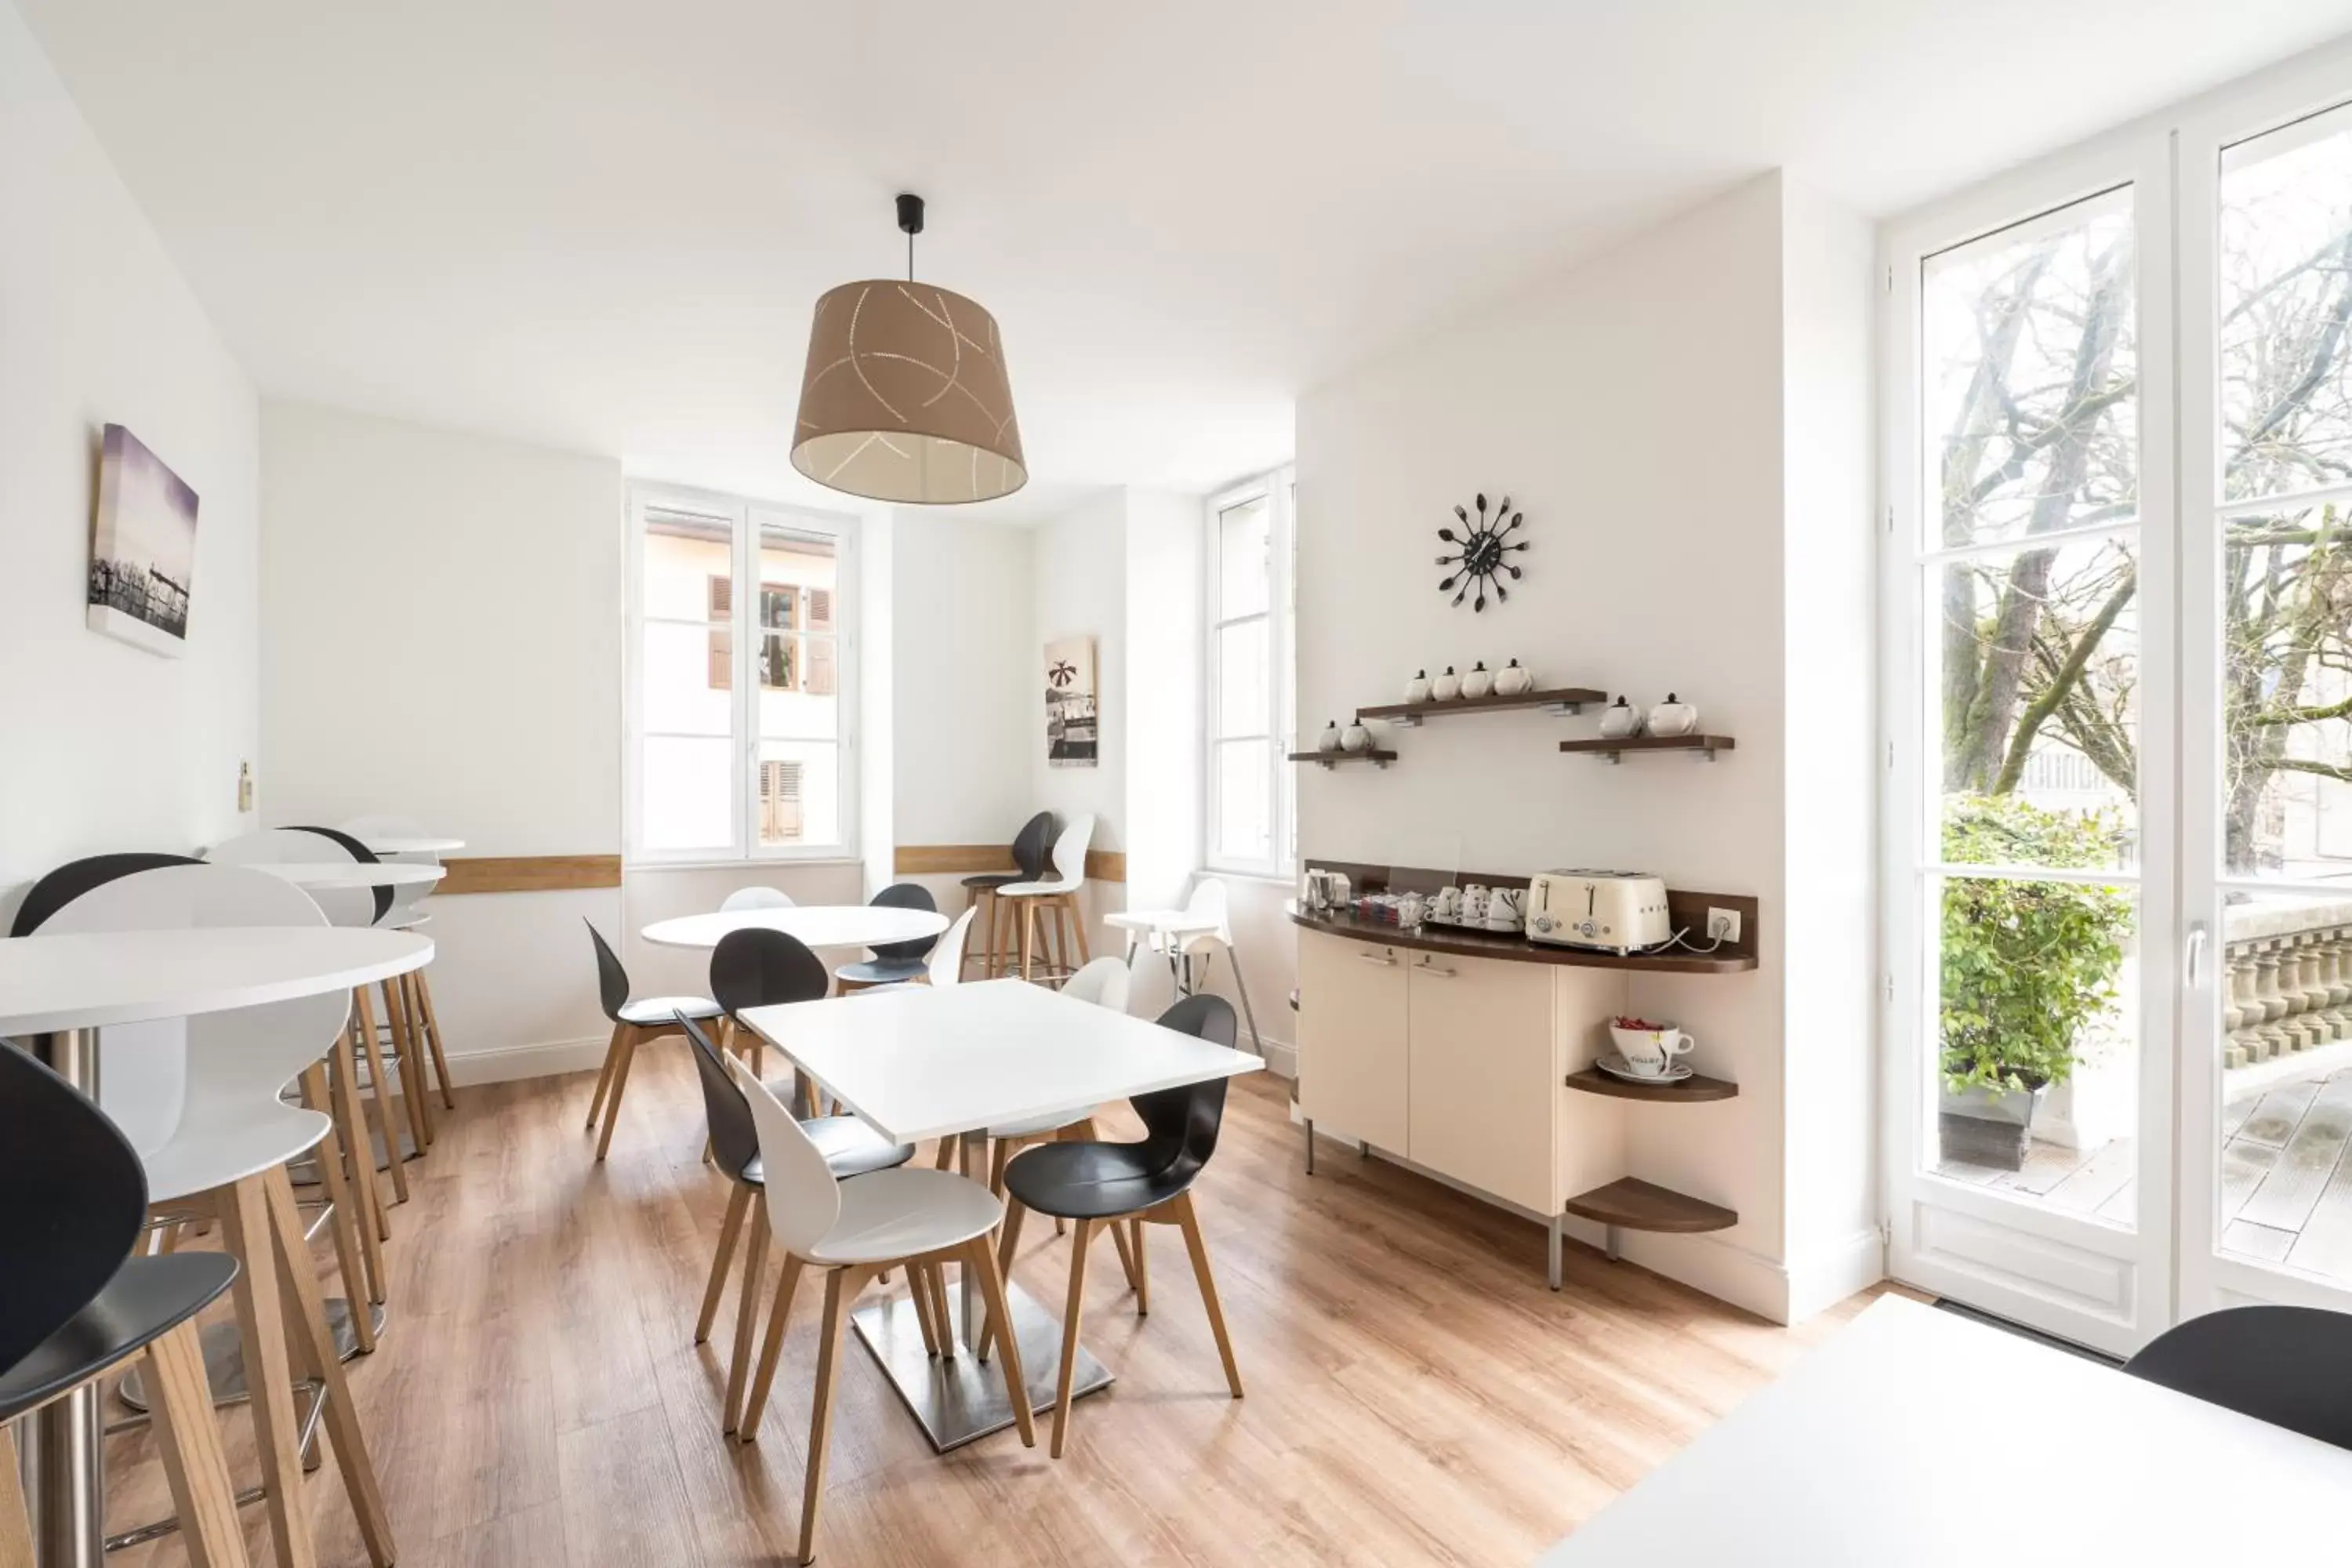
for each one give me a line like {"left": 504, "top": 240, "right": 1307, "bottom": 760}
{"left": 732, "top": 977, "right": 1261, "bottom": 1450}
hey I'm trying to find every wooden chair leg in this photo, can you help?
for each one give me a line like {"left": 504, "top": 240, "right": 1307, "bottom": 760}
{"left": 926, "top": 1262, "right": 955, "bottom": 1361}
{"left": 739, "top": 1254, "right": 807, "bottom": 1443}
{"left": 327, "top": 1027, "right": 391, "bottom": 1281}
{"left": 1173, "top": 1192, "right": 1243, "bottom": 1398}
{"left": 965, "top": 1237, "right": 1036, "bottom": 1447}
{"left": 594, "top": 1026, "right": 643, "bottom": 1162}
{"left": 722, "top": 1194, "right": 771, "bottom": 1433}
{"left": 797, "top": 1265, "right": 867, "bottom": 1566}
{"left": 933, "top": 1136, "right": 957, "bottom": 1171}
{"left": 1051, "top": 1218, "right": 1094, "bottom": 1458}
{"left": 1109, "top": 1213, "right": 1138, "bottom": 1290}
{"left": 382, "top": 978, "right": 433, "bottom": 1152}
{"left": 143, "top": 1319, "right": 254, "bottom": 1568}
{"left": 988, "top": 1138, "right": 1013, "bottom": 1197}
{"left": 696, "top": 1184, "right": 751, "bottom": 1345}
{"left": 262, "top": 1167, "right": 395, "bottom": 1566}
{"left": 1067, "top": 895, "right": 1091, "bottom": 965}
{"left": 586, "top": 1020, "right": 628, "bottom": 1129}
{"left": 0, "top": 1425, "right": 38, "bottom": 1568}
{"left": 1018, "top": 901, "right": 1035, "bottom": 982}
{"left": 413, "top": 967, "right": 458, "bottom": 1109}
{"left": 213, "top": 1175, "right": 320, "bottom": 1568}
{"left": 351, "top": 988, "right": 408, "bottom": 1204}
{"left": 297, "top": 1063, "right": 376, "bottom": 1352}
{"left": 1131, "top": 1216, "right": 1149, "bottom": 1315}
{"left": 907, "top": 1263, "right": 942, "bottom": 1357}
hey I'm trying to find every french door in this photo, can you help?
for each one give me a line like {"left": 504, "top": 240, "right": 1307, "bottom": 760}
{"left": 1886, "top": 60, "right": 2352, "bottom": 1356}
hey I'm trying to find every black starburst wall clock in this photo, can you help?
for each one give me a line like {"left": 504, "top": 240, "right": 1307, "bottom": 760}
{"left": 1436, "top": 493, "right": 1528, "bottom": 612}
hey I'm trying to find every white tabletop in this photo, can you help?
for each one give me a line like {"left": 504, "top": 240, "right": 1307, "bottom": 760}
{"left": 1537, "top": 1295, "right": 2352, "bottom": 1564}
{"left": 738, "top": 978, "right": 1262, "bottom": 1144}
{"left": 641, "top": 904, "right": 949, "bottom": 952}
{"left": 0, "top": 927, "right": 434, "bottom": 1035}
{"left": 1104, "top": 906, "right": 1220, "bottom": 935}
{"left": 362, "top": 836, "right": 464, "bottom": 855}
{"left": 230, "top": 861, "right": 446, "bottom": 890}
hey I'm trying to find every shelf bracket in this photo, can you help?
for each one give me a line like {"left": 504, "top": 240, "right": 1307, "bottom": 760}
{"left": 1540, "top": 701, "right": 1586, "bottom": 716}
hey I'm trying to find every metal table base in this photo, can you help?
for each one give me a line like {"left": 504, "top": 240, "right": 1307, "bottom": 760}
{"left": 851, "top": 1283, "right": 1112, "bottom": 1453}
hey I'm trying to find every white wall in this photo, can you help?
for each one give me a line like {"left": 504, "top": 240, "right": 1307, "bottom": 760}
{"left": 1031, "top": 489, "right": 1130, "bottom": 947}
{"left": 0, "top": 0, "right": 259, "bottom": 896}
{"left": 1121, "top": 488, "right": 1203, "bottom": 913}
{"left": 1294, "top": 172, "right": 1878, "bottom": 1319}
{"left": 260, "top": 401, "right": 623, "bottom": 1076}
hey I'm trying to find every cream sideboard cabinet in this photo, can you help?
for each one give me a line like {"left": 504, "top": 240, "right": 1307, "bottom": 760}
{"left": 1292, "top": 909, "right": 1751, "bottom": 1288}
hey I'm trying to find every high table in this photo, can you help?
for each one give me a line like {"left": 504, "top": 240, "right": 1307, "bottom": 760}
{"left": 1536, "top": 1294, "right": 2352, "bottom": 1564}
{"left": 0, "top": 925, "right": 433, "bottom": 1568}
{"left": 641, "top": 903, "right": 949, "bottom": 952}
{"left": 357, "top": 835, "right": 464, "bottom": 856}
{"left": 228, "top": 860, "right": 445, "bottom": 891}
{"left": 736, "top": 978, "right": 1261, "bottom": 1451}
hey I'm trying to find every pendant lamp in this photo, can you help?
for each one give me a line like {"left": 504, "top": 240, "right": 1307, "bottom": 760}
{"left": 790, "top": 194, "right": 1026, "bottom": 504}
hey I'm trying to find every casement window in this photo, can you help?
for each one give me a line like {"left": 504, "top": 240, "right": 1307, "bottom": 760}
{"left": 1205, "top": 468, "right": 1298, "bottom": 877}
{"left": 629, "top": 485, "right": 857, "bottom": 862}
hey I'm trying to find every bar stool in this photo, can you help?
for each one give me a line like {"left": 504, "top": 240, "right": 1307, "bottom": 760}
{"left": 333, "top": 816, "right": 459, "bottom": 1121}
{"left": 727, "top": 1053, "right": 1035, "bottom": 1565}
{"left": 1104, "top": 873, "right": 1268, "bottom": 1054}
{"left": 999, "top": 813, "right": 1095, "bottom": 984}
{"left": 14, "top": 855, "right": 385, "bottom": 1327}
{"left": 37, "top": 863, "right": 399, "bottom": 1568}
{"left": 999, "top": 994, "right": 1246, "bottom": 1457}
{"left": 0, "top": 1046, "right": 252, "bottom": 1568}
{"left": 678, "top": 1014, "right": 913, "bottom": 1433}
{"left": 583, "top": 921, "right": 723, "bottom": 1160}
{"left": 832, "top": 882, "right": 940, "bottom": 992}
{"left": 962, "top": 811, "right": 1053, "bottom": 978}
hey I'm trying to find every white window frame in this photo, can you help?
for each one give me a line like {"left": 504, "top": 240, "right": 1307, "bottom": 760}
{"left": 1203, "top": 468, "right": 1296, "bottom": 879}
{"left": 625, "top": 481, "right": 860, "bottom": 866}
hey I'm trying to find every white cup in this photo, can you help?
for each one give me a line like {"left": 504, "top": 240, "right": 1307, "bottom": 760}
{"left": 1609, "top": 1023, "right": 1696, "bottom": 1077}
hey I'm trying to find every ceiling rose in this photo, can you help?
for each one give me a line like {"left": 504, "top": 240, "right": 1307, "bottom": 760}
{"left": 790, "top": 194, "right": 1027, "bottom": 505}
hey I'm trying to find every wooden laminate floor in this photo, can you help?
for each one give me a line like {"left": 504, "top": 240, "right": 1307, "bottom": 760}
{"left": 100, "top": 1053, "right": 1896, "bottom": 1567}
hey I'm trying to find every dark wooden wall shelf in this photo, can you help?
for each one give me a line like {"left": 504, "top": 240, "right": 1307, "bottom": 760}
{"left": 1560, "top": 735, "right": 1734, "bottom": 763}
{"left": 1564, "top": 1178, "right": 1737, "bottom": 1262}
{"left": 1564, "top": 1067, "right": 1740, "bottom": 1102}
{"left": 1285, "top": 903, "right": 1757, "bottom": 974}
{"left": 1355, "top": 685, "right": 1606, "bottom": 727}
{"left": 1288, "top": 750, "right": 1397, "bottom": 769}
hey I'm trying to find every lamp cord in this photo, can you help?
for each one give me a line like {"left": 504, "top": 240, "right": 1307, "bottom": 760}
{"left": 907, "top": 230, "right": 914, "bottom": 282}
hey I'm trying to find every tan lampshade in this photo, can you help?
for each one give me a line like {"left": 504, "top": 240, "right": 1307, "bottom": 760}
{"left": 790, "top": 278, "right": 1026, "bottom": 505}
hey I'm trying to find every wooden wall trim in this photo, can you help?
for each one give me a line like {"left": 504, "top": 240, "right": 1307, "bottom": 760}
{"left": 437, "top": 855, "right": 622, "bottom": 895}
{"left": 893, "top": 844, "right": 1127, "bottom": 883}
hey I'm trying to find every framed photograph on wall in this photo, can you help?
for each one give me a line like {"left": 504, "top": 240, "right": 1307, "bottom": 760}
{"left": 87, "top": 424, "right": 198, "bottom": 658}
{"left": 1044, "top": 634, "right": 1098, "bottom": 768}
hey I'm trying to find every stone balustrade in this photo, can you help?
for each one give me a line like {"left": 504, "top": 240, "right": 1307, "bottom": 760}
{"left": 2221, "top": 898, "right": 2352, "bottom": 1070}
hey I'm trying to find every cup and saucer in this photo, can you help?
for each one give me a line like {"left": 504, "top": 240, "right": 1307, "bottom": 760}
{"left": 1598, "top": 1019, "right": 1697, "bottom": 1083}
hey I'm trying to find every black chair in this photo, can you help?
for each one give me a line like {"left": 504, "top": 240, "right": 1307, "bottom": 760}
{"left": 963, "top": 811, "right": 1054, "bottom": 978}
{"left": 709, "top": 926, "right": 833, "bottom": 1101}
{"left": 0, "top": 1044, "right": 251, "bottom": 1563}
{"left": 582, "top": 920, "right": 723, "bottom": 1160}
{"left": 2122, "top": 1305, "right": 2352, "bottom": 1450}
{"left": 9, "top": 851, "right": 201, "bottom": 936}
{"left": 833, "top": 882, "right": 941, "bottom": 992}
{"left": 289, "top": 826, "right": 394, "bottom": 924}
{"left": 678, "top": 1014, "right": 913, "bottom": 1433}
{"left": 996, "top": 993, "right": 1246, "bottom": 1456}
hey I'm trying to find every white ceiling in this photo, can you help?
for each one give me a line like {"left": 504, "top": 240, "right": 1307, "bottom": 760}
{"left": 22, "top": 1, "right": 2352, "bottom": 518}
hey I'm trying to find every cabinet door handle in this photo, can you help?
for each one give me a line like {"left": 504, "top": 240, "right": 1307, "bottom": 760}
{"left": 1415, "top": 960, "right": 1457, "bottom": 978}
{"left": 1356, "top": 949, "right": 1396, "bottom": 967}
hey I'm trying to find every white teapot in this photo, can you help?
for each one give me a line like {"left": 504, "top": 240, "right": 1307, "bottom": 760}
{"left": 1432, "top": 666, "right": 1462, "bottom": 701}
{"left": 1461, "top": 661, "right": 1494, "bottom": 700}
{"left": 1648, "top": 693, "right": 1699, "bottom": 738}
{"left": 1599, "top": 696, "right": 1643, "bottom": 739}
{"left": 1316, "top": 720, "right": 1344, "bottom": 753}
{"left": 1340, "top": 721, "right": 1374, "bottom": 753}
{"left": 1494, "top": 659, "right": 1534, "bottom": 697}
{"left": 1404, "top": 670, "right": 1432, "bottom": 704}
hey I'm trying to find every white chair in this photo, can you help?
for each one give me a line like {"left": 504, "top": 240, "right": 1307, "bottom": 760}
{"left": 997, "top": 812, "right": 1095, "bottom": 982}
{"left": 204, "top": 827, "right": 376, "bottom": 927}
{"left": 39, "top": 863, "right": 398, "bottom": 1568}
{"left": 725, "top": 1054, "right": 1033, "bottom": 1563}
{"left": 1105, "top": 874, "right": 1266, "bottom": 1055}
{"left": 720, "top": 886, "right": 797, "bottom": 912}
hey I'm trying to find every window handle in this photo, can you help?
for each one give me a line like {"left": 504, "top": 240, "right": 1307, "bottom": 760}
{"left": 2185, "top": 924, "right": 2209, "bottom": 990}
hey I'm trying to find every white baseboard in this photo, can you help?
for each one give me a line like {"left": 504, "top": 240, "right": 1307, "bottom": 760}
{"left": 1783, "top": 1225, "right": 1888, "bottom": 1323}
{"left": 1261, "top": 1040, "right": 1297, "bottom": 1078}
{"left": 445, "top": 1035, "right": 608, "bottom": 1087}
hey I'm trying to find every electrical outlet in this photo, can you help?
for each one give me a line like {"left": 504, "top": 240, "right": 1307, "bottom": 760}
{"left": 1706, "top": 907, "right": 1742, "bottom": 944}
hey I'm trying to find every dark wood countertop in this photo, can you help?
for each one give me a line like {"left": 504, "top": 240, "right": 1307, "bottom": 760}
{"left": 1284, "top": 903, "right": 1758, "bottom": 975}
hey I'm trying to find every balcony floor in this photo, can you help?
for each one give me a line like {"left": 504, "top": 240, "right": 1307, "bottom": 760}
{"left": 1933, "top": 1055, "right": 2352, "bottom": 1288}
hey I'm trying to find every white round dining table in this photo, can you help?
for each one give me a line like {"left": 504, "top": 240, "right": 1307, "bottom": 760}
{"left": 0, "top": 924, "right": 432, "bottom": 1568}
{"left": 640, "top": 904, "right": 949, "bottom": 951}
{"left": 361, "top": 835, "right": 465, "bottom": 856}
{"left": 227, "top": 860, "right": 446, "bottom": 890}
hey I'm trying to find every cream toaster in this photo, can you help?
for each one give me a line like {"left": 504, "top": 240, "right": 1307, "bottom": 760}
{"left": 1525, "top": 870, "right": 1671, "bottom": 953}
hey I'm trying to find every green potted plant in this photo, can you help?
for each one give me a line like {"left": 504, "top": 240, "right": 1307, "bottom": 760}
{"left": 1938, "top": 797, "right": 2132, "bottom": 1170}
